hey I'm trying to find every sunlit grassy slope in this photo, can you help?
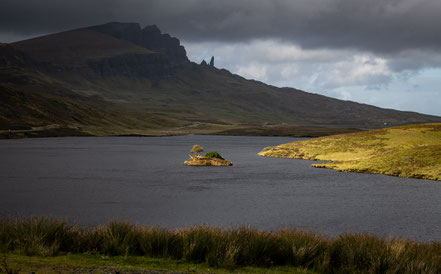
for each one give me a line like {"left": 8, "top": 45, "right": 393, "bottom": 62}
{"left": 259, "top": 123, "right": 441, "bottom": 181}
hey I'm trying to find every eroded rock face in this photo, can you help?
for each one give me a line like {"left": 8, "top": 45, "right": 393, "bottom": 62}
{"left": 88, "top": 53, "right": 175, "bottom": 79}
{"left": 0, "top": 43, "right": 34, "bottom": 68}
{"left": 200, "top": 57, "right": 215, "bottom": 68}
{"left": 89, "top": 22, "right": 188, "bottom": 63}
{"left": 142, "top": 25, "right": 188, "bottom": 63}
{"left": 184, "top": 157, "right": 233, "bottom": 166}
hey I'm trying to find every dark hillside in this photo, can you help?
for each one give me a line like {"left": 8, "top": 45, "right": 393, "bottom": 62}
{"left": 12, "top": 28, "right": 154, "bottom": 69}
{"left": 1, "top": 22, "right": 440, "bottom": 137}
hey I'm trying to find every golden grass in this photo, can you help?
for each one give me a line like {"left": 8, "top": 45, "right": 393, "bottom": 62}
{"left": 259, "top": 123, "right": 441, "bottom": 181}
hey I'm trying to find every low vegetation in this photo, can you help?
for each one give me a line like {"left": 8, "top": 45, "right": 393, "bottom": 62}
{"left": 0, "top": 253, "right": 314, "bottom": 274}
{"left": 1, "top": 217, "right": 441, "bottom": 273}
{"left": 204, "top": 151, "right": 225, "bottom": 160}
{"left": 259, "top": 123, "right": 441, "bottom": 181}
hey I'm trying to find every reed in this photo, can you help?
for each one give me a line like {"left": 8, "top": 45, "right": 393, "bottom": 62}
{"left": 1, "top": 217, "right": 441, "bottom": 272}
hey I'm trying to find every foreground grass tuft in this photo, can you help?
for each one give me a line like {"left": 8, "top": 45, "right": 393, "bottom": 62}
{"left": 2, "top": 217, "right": 441, "bottom": 272}
{"left": 259, "top": 123, "right": 441, "bottom": 181}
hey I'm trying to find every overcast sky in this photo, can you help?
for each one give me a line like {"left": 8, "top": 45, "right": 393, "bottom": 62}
{"left": 1, "top": 0, "right": 440, "bottom": 116}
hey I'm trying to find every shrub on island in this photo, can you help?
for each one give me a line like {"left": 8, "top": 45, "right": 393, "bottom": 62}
{"left": 204, "top": 151, "right": 225, "bottom": 160}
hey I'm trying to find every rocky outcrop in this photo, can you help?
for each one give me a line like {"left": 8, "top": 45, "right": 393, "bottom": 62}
{"left": 89, "top": 22, "right": 188, "bottom": 63}
{"left": 88, "top": 52, "right": 175, "bottom": 79}
{"left": 142, "top": 25, "right": 188, "bottom": 63}
{"left": 184, "top": 156, "right": 233, "bottom": 166}
{"left": 200, "top": 56, "right": 215, "bottom": 68}
{"left": 0, "top": 43, "right": 34, "bottom": 68}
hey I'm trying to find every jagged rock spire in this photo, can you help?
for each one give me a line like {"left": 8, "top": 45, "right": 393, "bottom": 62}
{"left": 209, "top": 56, "right": 214, "bottom": 67}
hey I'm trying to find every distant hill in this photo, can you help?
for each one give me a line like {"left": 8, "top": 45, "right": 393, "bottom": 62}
{"left": 1, "top": 22, "right": 441, "bottom": 137}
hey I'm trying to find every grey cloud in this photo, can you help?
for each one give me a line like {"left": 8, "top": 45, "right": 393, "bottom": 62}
{"left": 0, "top": 0, "right": 120, "bottom": 36}
{"left": 388, "top": 49, "right": 441, "bottom": 71}
{"left": 185, "top": 40, "right": 394, "bottom": 90}
{"left": 1, "top": 0, "right": 441, "bottom": 55}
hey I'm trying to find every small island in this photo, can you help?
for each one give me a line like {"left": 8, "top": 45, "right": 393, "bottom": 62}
{"left": 184, "top": 145, "right": 232, "bottom": 166}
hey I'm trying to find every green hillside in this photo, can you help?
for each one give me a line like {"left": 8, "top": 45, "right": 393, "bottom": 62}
{"left": 0, "top": 84, "right": 190, "bottom": 137}
{"left": 259, "top": 123, "right": 441, "bottom": 181}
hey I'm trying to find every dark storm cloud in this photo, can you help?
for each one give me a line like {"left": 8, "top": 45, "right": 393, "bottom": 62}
{"left": 141, "top": 0, "right": 441, "bottom": 54}
{"left": 1, "top": 0, "right": 441, "bottom": 54}
{"left": 0, "top": 0, "right": 119, "bottom": 35}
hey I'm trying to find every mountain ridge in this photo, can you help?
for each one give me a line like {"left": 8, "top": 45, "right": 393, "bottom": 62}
{"left": 1, "top": 22, "right": 440, "bottom": 137}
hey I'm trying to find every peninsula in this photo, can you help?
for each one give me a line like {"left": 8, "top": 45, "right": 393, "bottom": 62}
{"left": 259, "top": 123, "right": 441, "bottom": 181}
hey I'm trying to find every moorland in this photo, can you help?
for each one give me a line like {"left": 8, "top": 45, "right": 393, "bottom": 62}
{"left": 260, "top": 123, "right": 441, "bottom": 181}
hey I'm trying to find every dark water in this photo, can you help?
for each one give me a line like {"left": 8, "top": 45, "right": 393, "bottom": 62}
{"left": 1, "top": 135, "right": 440, "bottom": 241}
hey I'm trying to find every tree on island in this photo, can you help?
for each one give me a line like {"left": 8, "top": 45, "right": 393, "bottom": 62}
{"left": 190, "top": 144, "right": 204, "bottom": 158}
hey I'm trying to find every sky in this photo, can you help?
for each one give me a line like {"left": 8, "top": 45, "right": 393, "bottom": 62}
{"left": 1, "top": 0, "right": 441, "bottom": 116}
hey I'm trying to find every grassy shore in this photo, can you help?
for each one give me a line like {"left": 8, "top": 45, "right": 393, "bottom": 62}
{"left": 2, "top": 217, "right": 441, "bottom": 273}
{"left": 0, "top": 253, "right": 314, "bottom": 273}
{"left": 259, "top": 123, "right": 441, "bottom": 181}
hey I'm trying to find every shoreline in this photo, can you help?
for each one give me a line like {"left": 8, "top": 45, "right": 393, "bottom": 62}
{"left": 0, "top": 124, "right": 361, "bottom": 139}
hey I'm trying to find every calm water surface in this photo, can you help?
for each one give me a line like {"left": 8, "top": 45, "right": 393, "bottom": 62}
{"left": 1, "top": 135, "right": 440, "bottom": 241}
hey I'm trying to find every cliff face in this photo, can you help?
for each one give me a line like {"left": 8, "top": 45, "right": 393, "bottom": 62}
{"left": 81, "top": 22, "right": 187, "bottom": 79}
{"left": 141, "top": 25, "right": 188, "bottom": 63}
{"left": 11, "top": 24, "right": 184, "bottom": 81}
{"left": 0, "top": 43, "right": 34, "bottom": 68}
{"left": 88, "top": 52, "right": 176, "bottom": 79}
{"left": 89, "top": 22, "right": 188, "bottom": 63}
